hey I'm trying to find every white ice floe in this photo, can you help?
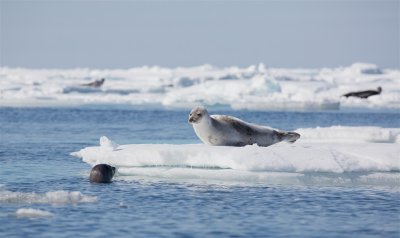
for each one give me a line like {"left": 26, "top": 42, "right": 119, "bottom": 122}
{"left": 71, "top": 127, "right": 400, "bottom": 186}
{"left": 0, "top": 190, "right": 97, "bottom": 204}
{"left": 15, "top": 208, "right": 53, "bottom": 218}
{"left": 1, "top": 63, "right": 399, "bottom": 110}
{"left": 296, "top": 126, "right": 400, "bottom": 143}
{"left": 73, "top": 141, "right": 400, "bottom": 174}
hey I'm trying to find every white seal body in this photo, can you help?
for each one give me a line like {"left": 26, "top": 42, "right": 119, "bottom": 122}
{"left": 189, "top": 106, "right": 300, "bottom": 147}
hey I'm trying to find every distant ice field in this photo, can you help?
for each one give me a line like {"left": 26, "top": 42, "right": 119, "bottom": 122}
{"left": 1, "top": 62, "right": 399, "bottom": 110}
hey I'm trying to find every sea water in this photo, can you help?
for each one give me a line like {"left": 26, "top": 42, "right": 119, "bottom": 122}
{"left": 0, "top": 107, "right": 399, "bottom": 237}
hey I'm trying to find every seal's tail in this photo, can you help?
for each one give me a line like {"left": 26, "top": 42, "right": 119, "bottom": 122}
{"left": 283, "top": 132, "right": 300, "bottom": 143}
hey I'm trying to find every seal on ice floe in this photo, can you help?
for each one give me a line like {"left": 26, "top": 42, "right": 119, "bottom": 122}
{"left": 188, "top": 106, "right": 300, "bottom": 147}
{"left": 89, "top": 164, "right": 116, "bottom": 183}
{"left": 81, "top": 78, "right": 105, "bottom": 88}
{"left": 342, "top": 86, "right": 382, "bottom": 99}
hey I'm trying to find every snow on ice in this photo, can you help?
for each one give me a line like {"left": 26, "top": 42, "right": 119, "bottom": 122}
{"left": 1, "top": 63, "right": 399, "bottom": 110}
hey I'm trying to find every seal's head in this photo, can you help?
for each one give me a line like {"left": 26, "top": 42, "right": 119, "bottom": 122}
{"left": 89, "top": 164, "right": 116, "bottom": 183}
{"left": 188, "top": 106, "right": 208, "bottom": 124}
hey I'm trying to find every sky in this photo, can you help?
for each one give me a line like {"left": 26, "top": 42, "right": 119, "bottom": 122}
{"left": 0, "top": 0, "right": 399, "bottom": 69}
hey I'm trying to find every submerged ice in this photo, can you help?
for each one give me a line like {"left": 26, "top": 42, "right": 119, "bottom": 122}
{"left": 1, "top": 63, "right": 399, "bottom": 110}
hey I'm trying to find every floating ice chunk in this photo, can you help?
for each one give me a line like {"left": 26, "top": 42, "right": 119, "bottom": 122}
{"left": 71, "top": 128, "right": 400, "bottom": 186}
{"left": 72, "top": 137, "right": 400, "bottom": 174}
{"left": 72, "top": 141, "right": 400, "bottom": 186}
{"left": 44, "top": 191, "right": 97, "bottom": 204}
{"left": 100, "top": 136, "right": 119, "bottom": 151}
{"left": 15, "top": 208, "right": 53, "bottom": 218}
{"left": 0, "top": 190, "right": 97, "bottom": 204}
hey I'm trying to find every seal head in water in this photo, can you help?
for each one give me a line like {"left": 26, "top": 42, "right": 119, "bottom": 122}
{"left": 89, "top": 164, "right": 116, "bottom": 183}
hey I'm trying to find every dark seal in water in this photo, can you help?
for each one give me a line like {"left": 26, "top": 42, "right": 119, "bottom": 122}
{"left": 89, "top": 164, "right": 116, "bottom": 183}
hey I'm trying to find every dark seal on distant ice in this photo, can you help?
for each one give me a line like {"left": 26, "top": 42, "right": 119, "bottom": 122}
{"left": 342, "top": 87, "right": 382, "bottom": 99}
{"left": 81, "top": 78, "right": 105, "bottom": 88}
{"left": 89, "top": 164, "right": 116, "bottom": 183}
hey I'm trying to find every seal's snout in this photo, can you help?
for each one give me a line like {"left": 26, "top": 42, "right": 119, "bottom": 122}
{"left": 189, "top": 108, "right": 205, "bottom": 124}
{"left": 188, "top": 112, "right": 196, "bottom": 123}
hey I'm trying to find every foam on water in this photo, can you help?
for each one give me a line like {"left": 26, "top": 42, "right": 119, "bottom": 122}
{"left": 71, "top": 126, "right": 400, "bottom": 186}
{"left": 0, "top": 189, "right": 97, "bottom": 204}
{"left": 1, "top": 63, "right": 399, "bottom": 110}
{"left": 15, "top": 208, "right": 53, "bottom": 218}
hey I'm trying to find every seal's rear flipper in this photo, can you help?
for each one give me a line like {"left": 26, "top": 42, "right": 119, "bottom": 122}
{"left": 283, "top": 132, "right": 300, "bottom": 143}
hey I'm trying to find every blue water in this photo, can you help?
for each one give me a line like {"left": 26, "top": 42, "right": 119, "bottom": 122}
{"left": 1, "top": 107, "right": 399, "bottom": 237}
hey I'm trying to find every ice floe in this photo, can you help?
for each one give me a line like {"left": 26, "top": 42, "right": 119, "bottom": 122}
{"left": 71, "top": 126, "right": 400, "bottom": 186}
{"left": 15, "top": 208, "right": 53, "bottom": 218}
{"left": 0, "top": 190, "right": 97, "bottom": 204}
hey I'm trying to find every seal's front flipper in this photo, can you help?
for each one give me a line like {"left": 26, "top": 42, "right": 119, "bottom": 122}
{"left": 283, "top": 132, "right": 300, "bottom": 143}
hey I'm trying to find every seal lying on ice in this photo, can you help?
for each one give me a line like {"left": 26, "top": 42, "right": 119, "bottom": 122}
{"left": 89, "top": 164, "right": 116, "bottom": 183}
{"left": 81, "top": 78, "right": 105, "bottom": 88}
{"left": 188, "top": 106, "right": 300, "bottom": 147}
{"left": 342, "top": 86, "right": 382, "bottom": 99}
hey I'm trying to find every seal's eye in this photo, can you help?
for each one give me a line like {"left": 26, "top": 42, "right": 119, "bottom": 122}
{"left": 190, "top": 113, "right": 192, "bottom": 116}
{"left": 197, "top": 113, "right": 201, "bottom": 116}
